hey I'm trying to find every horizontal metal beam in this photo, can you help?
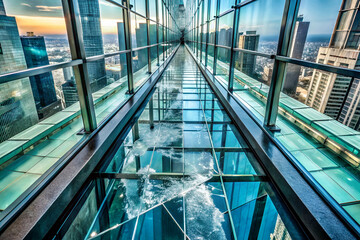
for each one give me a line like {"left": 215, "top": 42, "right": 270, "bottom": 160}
{"left": 275, "top": 55, "right": 360, "bottom": 78}
{"left": 0, "top": 59, "right": 83, "bottom": 84}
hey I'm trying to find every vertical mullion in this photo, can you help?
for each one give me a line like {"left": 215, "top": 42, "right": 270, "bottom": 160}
{"left": 213, "top": 0, "right": 220, "bottom": 75}
{"left": 162, "top": 1, "right": 165, "bottom": 61}
{"left": 123, "top": 0, "right": 134, "bottom": 94}
{"left": 228, "top": 5, "right": 240, "bottom": 91}
{"left": 196, "top": 0, "right": 200, "bottom": 58}
{"left": 204, "top": 0, "right": 211, "bottom": 67}
{"left": 145, "top": 0, "right": 152, "bottom": 73}
{"left": 62, "top": 0, "right": 97, "bottom": 132}
{"left": 156, "top": 0, "right": 160, "bottom": 66}
{"left": 199, "top": 1, "right": 205, "bottom": 63}
{"left": 264, "top": 0, "right": 301, "bottom": 127}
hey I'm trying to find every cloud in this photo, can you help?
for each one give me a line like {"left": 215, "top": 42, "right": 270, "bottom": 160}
{"left": 99, "top": 0, "right": 114, "bottom": 7}
{"left": 36, "top": 5, "right": 62, "bottom": 12}
{"left": 21, "top": 3, "right": 31, "bottom": 7}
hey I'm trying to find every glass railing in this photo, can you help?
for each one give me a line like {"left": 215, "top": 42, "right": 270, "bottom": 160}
{"left": 0, "top": 0, "right": 181, "bottom": 228}
{"left": 184, "top": 0, "right": 360, "bottom": 230}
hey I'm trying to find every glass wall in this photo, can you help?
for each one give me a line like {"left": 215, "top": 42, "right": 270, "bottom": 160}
{"left": 185, "top": 0, "right": 360, "bottom": 228}
{"left": 0, "top": 0, "right": 180, "bottom": 227}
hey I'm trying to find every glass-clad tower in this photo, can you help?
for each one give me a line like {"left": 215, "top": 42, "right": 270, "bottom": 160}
{"left": 0, "top": 0, "right": 38, "bottom": 142}
{"left": 21, "top": 32, "right": 61, "bottom": 119}
{"left": 283, "top": 15, "right": 310, "bottom": 96}
{"left": 78, "top": 0, "right": 107, "bottom": 92}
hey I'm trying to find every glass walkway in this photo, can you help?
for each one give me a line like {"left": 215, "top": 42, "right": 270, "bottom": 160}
{"left": 58, "top": 47, "right": 306, "bottom": 239}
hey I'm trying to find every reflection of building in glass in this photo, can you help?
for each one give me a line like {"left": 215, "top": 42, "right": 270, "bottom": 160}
{"left": 62, "top": 67, "right": 78, "bottom": 107}
{"left": 21, "top": 32, "right": 62, "bottom": 119}
{"left": 117, "top": 22, "right": 127, "bottom": 77}
{"left": 262, "top": 65, "right": 273, "bottom": 84}
{"left": 134, "top": 23, "right": 148, "bottom": 72}
{"left": 283, "top": 15, "right": 310, "bottom": 96}
{"left": 78, "top": 0, "right": 107, "bottom": 92}
{"left": 0, "top": 1, "right": 38, "bottom": 142}
{"left": 218, "top": 28, "right": 232, "bottom": 61}
{"left": 236, "top": 31, "right": 259, "bottom": 77}
{"left": 270, "top": 215, "right": 292, "bottom": 240}
{"left": 306, "top": 0, "right": 360, "bottom": 130}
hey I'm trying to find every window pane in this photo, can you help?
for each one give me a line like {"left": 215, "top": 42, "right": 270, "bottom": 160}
{"left": 149, "top": 0, "right": 157, "bottom": 21}
{"left": 133, "top": 48, "right": 149, "bottom": 89}
{"left": 131, "top": 13, "right": 148, "bottom": 48}
{"left": 295, "top": 0, "right": 342, "bottom": 63}
{"left": 1, "top": 0, "right": 70, "bottom": 76}
{"left": 93, "top": 54, "right": 130, "bottom": 123}
{"left": 99, "top": 1, "right": 124, "bottom": 54}
{"left": 130, "top": 0, "right": 146, "bottom": 16}
{"left": 218, "top": 12, "right": 234, "bottom": 48}
{"left": 237, "top": 0, "right": 285, "bottom": 55}
{"left": 219, "top": 0, "right": 235, "bottom": 15}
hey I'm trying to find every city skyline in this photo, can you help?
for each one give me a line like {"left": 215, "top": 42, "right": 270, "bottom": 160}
{"left": 1, "top": 0, "right": 343, "bottom": 36}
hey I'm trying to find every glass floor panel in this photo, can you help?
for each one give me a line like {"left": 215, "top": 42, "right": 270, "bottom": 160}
{"left": 56, "top": 47, "right": 306, "bottom": 240}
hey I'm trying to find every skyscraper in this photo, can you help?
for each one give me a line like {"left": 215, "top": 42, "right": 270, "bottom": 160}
{"left": 236, "top": 31, "right": 260, "bottom": 77}
{"left": 306, "top": 0, "right": 360, "bottom": 130}
{"left": 78, "top": 0, "right": 107, "bottom": 92}
{"left": 134, "top": 23, "right": 148, "bottom": 72}
{"left": 283, "top": 15, "right": 310, "bottom": 96}
{"left": 218, "top": 28, "right": 232, "bottom": 61}
{"left": 21, "top": 32, "right": 61, "bottom": 119}
{"left": 62, "top": 67, "right": 78, "bottom": 107}
{"left": 0, "top": 0, "right": 38, "bottom": 142}
{"left": 117, "top": 22, "right": 127, "bottom": 77}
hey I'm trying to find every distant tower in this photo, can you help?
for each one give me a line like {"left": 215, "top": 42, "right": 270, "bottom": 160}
{"left": 62, "top": 67, "right": 78, "bottom": 107}
{"left": 283, "top": 15, "right": 310, "bottom": 96}
{"left": 78, "top": 0, "right": 107, "bottom": 92}
{"left": 21, "top": 32, "right": 61, "bottom": 118}
{"left": 117, "top": 22, "right": 127, "bottom": 77}
{"left": 0, "top": 0, "right": 38, "bottom": 142}
{"left": 237, "top": 31, "right": 260, "bottom": 77}
{"left": 306, "top": 0, "right": 360, "bottom": 130}
{"left": 134, "top": 23, "right": 148, "bottom": 72}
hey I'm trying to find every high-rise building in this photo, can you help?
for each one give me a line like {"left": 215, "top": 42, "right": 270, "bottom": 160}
{"left": 283, "top": 15, "right": 310, "bottom": 96}
{"left": 117, "top": 22, "right": 127, "bottom": 77}
{"left": 306, "top": 0, "right": 360, "bottom": 130}
{"left": 218, "top": 28, "right": 232, "bottom": 62}
{"left": 134, "top": 23, "right": 148, "bottom": 72}
{"left": 62, "top": 67, "right": 78, "bottom": 107}
{"left": 21, "top": 32, "right": 61, "bottom": 119}
{"left": 0, "top": 0, "right": 38, "bottom": 143}
{"left": 0, "top": 0, "right": 5, "bottom": 15}
{"left": 78, "top": 0, "right": 107, "bottom": 92}
{"left": 236, "top": 31, "right": 259, "bottom": 77}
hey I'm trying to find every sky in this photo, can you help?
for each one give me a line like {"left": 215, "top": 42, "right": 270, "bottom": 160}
{"left": 3, "top": 0, "right": 343, "bottom": 36}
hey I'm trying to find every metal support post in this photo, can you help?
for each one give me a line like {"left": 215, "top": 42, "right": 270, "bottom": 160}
{"left": 199, "top": 1, "right": 205, "bottom": 63}
{"left": 62, "top": 0, "right": 97, "bottom": 132}
{"left": 145, "top": 0, "right": 152, "bottom": 74}
{"left": 228, "top": 6, "right": 240, "bottom": 91}
{"left": 122, "top": 0, "right": 134, "bottom": 94}
{"left": 212, "top": 0, "right": 220, "bottom": 75}
{"left": 156, "top": 0, "right": 160, "bottom": 66}
{"left": 264, "top": 0, "right": 300, "bottom": 128}
{"left": 204, "top": 0, "right": 211, "bottom": 67}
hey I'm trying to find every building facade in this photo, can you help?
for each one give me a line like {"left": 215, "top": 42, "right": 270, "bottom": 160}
{"left": 236, "top": 31, "right": 260, "bottom": 77}
{"left": 283, "top": 15, "right": 310, "bottom": 96}
{"left": 306, "top": 0, "right": 360, "bottom": 130}
{"left": 0, "top": 1, "right": 38, "bottom": 142}
{"left": 21, "top": 32, "right": 61, "bottom": 119}
{"left": 78, "top": 0, "right": 107, "bottom": 92}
